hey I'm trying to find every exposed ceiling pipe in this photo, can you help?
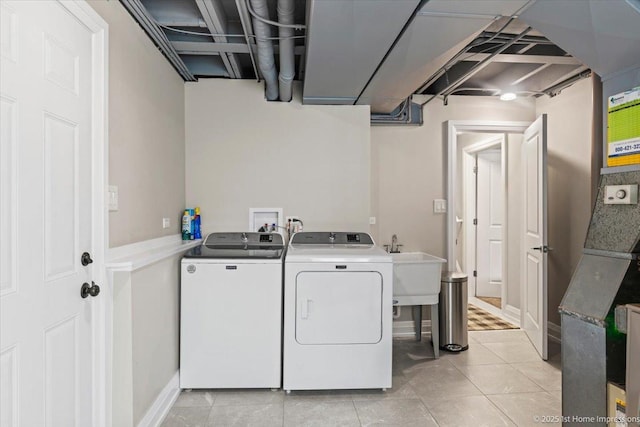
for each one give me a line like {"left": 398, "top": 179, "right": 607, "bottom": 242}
{"left": 543, "top": 70, "right": 592, "bottom": 97}
{"left": 277, "top": 0, "right": 295, "bottom": 102}
{"left": 249, "top": 0, "right": 279, "bottom": 100}
{"left": 234, "top": 0, "right": 260, "bottom": 81}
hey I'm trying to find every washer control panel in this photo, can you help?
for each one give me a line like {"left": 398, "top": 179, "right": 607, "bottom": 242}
{"left": 604, "top": 184, "right": 638, "bottom": 205}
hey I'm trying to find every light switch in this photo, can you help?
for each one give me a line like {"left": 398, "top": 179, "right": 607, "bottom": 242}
{"left": 108, "top": 185, "right": 118, "bottom": 211}
{"left": 369, "top": 216, "right": 376, "bottom": 225}
{"left": 604, "top": 184, "right": 638, "bottom": 205}
{"left": 434, "top": 199, "right": 447, "bottom": 213}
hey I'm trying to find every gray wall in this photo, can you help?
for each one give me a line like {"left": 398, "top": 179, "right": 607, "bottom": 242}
{"left": 131, "top": 256, "right": 181, "bottom": 425}
{"left": 185, "top": 80, "right": 371, "bottom": 233}
{"left": 90, "top": 0, "right": 186, "bottom": 248}
{"left": 535, "top": 77, "right": 597, "bottom": 326}
{"left": 88, "top": 2, "right": 186, "bottom": 425}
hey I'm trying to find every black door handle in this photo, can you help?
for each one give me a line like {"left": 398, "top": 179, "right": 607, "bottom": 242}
{"left": 81, "top": 281, "right": 100, "bottom": 298}
{"left": 81, "top": 252, "right": 93, "bottom": 266}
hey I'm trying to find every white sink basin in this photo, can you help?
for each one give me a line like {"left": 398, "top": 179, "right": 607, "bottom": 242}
{"left": 391, "top": 252, "right": 446, "bottom": 306}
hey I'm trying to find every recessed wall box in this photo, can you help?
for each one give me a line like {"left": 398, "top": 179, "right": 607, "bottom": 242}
{"left": 604, "top": 184, "right": 638, "bottom": 205}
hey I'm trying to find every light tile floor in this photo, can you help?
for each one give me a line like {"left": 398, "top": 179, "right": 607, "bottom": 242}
{"left": 162, "top": 330, "right": 562, "bottom": 427}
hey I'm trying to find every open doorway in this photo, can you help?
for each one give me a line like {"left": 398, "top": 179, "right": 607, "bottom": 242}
{"left": 446, "top": 120, "right": 532, "bottom": 329}
{"left": 460, "top": 134, "right": 505, "bottom": 312}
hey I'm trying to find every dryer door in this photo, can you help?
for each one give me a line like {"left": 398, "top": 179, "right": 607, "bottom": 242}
{"left": 295, "top": 271, "right": 382, "bottom": 344}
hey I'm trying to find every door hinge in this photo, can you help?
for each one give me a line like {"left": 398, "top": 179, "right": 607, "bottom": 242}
{"left": 473, "top": 218, "right": 477, "bottom": 225}
{"left": 473, "top": 270, "right": 477, "bottom": 277}
{"left": 473, "top": 166, "right": 478, "bottom": 174}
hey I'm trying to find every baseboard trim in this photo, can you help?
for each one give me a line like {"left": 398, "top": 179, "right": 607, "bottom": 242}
{"left": 503, "top": 304, "right": 521, "bottom": 327}
{"left": 137, "top": 371, "right": 180, "bottom": 427}
{"left": 392, "top": 320, "right": 433, "bottom": 338}
{"left": 548, "top": 321, "right": 561, "bottom": 343}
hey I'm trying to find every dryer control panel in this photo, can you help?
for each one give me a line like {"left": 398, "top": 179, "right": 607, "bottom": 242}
{"left": 291, "top": 232, "right": 374, "bottom": 245}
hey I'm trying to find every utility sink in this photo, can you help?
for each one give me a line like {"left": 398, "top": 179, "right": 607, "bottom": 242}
{"left": 391, "top": 252, "right": 446, "bottom": 306}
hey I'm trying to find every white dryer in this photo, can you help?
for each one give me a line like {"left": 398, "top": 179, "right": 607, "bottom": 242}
{"left": 283, "top": 232, "right": 393, "bottom": 391}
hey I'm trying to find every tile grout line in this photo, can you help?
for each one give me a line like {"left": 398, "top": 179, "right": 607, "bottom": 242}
{"left": 484, "top": 393, "right": 520, "bottom": 426}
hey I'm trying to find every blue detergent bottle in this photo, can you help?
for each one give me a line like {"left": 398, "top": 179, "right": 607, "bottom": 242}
{"left": 194, "top": 207, "right": 202, "bottom": 239}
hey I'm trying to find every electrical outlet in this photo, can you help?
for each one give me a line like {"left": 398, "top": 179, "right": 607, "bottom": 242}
{"left": 162, "top": 218, "right": 171, "bottom": 229}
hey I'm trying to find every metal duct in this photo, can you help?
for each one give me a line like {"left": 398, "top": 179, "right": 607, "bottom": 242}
{"left": 277, "top": 0, "right": 295, "bottom": 102}
{"left": 250, "top": 0, "right": 279, "bottom": 101}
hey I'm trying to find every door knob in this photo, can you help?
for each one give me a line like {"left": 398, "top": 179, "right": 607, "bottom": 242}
{"left": 81, "top": 252, "right": 93, "bottom": 266}
{"left": 531, "top": 246, "right": 552, "bottom": 253}
{"left": 81, "top": 281, "right": 100, "bottom": 298}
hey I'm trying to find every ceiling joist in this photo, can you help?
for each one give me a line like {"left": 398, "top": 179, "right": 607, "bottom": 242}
{"left": 195, "top": 0, "right": 241, "bottom": 78}
{"left": 172, "top": 41, "right": 306, "bottom": 56}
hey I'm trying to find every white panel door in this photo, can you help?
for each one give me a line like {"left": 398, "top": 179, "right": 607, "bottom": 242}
{"left": 0, "top": 2, "right": 96, "bottom": 426}
{"left": 476, "top": 149, "right": 503, "bottom": 298}
{"left": 296, "top": 271, "right": 382, "bottom": 345}
{"left": 521, "top": 115, "right": 548, "bottom": 360}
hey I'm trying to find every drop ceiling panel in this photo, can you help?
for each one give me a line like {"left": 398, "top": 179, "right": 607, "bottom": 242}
{"left": 142, "top": 0, "right": 203, "bottom": 24}
{"left": 419, "top": 0, "right": 529, "bottom": 17}
{"left": 302, "top": 0, "right": 420, "bottom": 105}
{"left": 519, "top": 0, "right": 640, "bottom": 79}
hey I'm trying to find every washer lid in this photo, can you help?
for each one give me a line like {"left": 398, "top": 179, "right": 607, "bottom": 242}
{"left": 285, "top": 244, "right": 391, "bottom": 263}
{"left": 184, "top": 232, "right": 285, "bottom": 259}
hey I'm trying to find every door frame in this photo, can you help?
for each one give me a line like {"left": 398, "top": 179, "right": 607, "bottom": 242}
{"left": 55, "top": 3, "right": 109, "bottom": 427}
{"left": 462, "top": 135, "right": 504, "bottom": 301}
{"left": 446, "top": 121, "right": 531, "bottom": 324}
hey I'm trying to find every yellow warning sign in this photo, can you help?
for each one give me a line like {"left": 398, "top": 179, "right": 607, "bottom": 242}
{"left": 607, "top": 87, "right": 640, "bottom": 167}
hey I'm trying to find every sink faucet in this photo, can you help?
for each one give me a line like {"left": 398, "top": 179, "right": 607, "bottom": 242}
{"left": 387, "top": 234, "right": 402, "bottom": 253}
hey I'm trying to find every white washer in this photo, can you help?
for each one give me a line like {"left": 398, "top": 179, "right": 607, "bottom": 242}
{"left": 180, "top": 232, "right": 284, "bottom": 389}
{"left": 283, "top": 232, "right": 393, "bottom": 391}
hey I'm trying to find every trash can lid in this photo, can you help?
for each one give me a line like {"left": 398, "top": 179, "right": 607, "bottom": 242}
{"left": 441, "top": 271, "right": 468, "bottom": 282}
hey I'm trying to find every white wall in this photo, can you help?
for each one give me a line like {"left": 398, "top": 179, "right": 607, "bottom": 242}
{"left": 185, "top": 80, "right": 371, "bottom": 233}
{"left": 371, "top": 96, "right": 536, "bottom": 257}
{"left": 536, "top": 77, "right": 596, "bottom": 326}
{"left": 89, "top": 1, "right": 186, "bottom": 248}
{"left": 372, "top": 96, "right": 536, "bottom": 322}
{"left": 506, "top": 134, "right": 523, "bottom": 312}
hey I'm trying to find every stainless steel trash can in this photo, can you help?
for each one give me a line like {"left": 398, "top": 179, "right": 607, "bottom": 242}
{"left": 439, "top": 272, "right": 468, "bottom": 352}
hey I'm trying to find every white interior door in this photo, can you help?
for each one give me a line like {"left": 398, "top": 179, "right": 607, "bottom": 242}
{"left": 1, "top": 2, "right": 97, "bottom": 425}
{"left": 521, "top": 115, "right": 548, "bottom": 360}
{"left": 476, "top": 149, "right": 503, "bottom": 298}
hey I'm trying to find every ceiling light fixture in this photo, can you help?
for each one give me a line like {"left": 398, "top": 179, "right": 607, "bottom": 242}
{"left": 500, "top": 92, "right": 517, "bottom": 101}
